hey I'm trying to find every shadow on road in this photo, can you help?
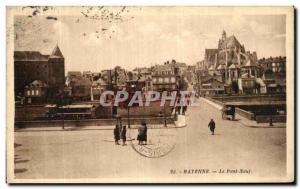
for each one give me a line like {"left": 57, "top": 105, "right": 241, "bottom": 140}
{"left": 14, "top": 143, "right": 22, "bottom": 148}
{"left": 103, "top": 139, "right": 135, "bottom": 143}
{"left": 14, "top": 168, "right": 27, "bottom": 174}
{"left": 14, "top": 159, "right": 29, "bottom": 164}
{"left": 14, "top": 143, "right": 29, "bottom": 175}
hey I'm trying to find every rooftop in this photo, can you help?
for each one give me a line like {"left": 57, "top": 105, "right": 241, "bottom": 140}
{"left": 220, "top": 35, "right": 243, "bottom": 49}
{"left": 14, "top": 51, "right": 49, "bottom": 61}
{"left": 14, "top": 45, "right": 64, "bottom": 61}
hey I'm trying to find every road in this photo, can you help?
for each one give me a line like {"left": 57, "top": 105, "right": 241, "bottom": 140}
{"left": 14, "top": 98, "right": 287, "bottom": 182}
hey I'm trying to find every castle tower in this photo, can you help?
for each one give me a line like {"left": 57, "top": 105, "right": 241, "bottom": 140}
{"left": 48, "top": 45, "right": 65, "bottom": 90}
{"left": 50, "top": 45, "right": 64, "bottom": 58}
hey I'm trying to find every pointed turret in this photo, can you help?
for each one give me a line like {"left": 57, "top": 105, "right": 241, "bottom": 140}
{"left": 49, "top": 45, "right": 64, "bottom": 58}
{"left": 222, "top": 30, "right": 226, "bottom": 41}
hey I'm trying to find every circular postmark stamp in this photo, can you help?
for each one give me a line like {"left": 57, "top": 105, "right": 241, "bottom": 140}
{"left": 129, "top": 124, "right": 178, "bottom": 158}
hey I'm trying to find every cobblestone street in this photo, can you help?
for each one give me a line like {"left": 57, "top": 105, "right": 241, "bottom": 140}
{"left": 14, "top": 98, "right": 286, "bottom": 182}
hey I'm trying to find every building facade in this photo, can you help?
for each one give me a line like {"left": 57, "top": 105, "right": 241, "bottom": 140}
{"left": 24, "top": 80, "right": 48, "bottom": 104}
{"left": 151, "top": 65, "right": 176, "bottom": 91}
{"left": 14, "top": 45, "right": 65, "bottom": 98}
{"left": 199, "top": 77, "right": 225, "bottom": 96}
{"left": 258, "top": 56, "right": 286, "bottom": 93}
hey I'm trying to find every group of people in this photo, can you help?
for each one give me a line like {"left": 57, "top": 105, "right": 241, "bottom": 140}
{"left": 171, "top": 98, "right": 190, "bottom": 116}
{"left": 114, "top": 125, "right": 127, "bottom": 145}
{"left": 113, "top": 121, "right": 148, "bottom": 145}
{"left": 173, "top": 104, "right": 188, "bottom": 115}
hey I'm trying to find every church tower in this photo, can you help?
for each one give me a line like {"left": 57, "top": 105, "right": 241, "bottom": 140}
{"left": 222, "top": 30, "right": 226, "bottom": 41}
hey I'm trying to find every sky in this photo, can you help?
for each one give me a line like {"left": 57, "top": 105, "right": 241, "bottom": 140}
{"left": 12, "top": 6, "right": 286, "bottom": 72}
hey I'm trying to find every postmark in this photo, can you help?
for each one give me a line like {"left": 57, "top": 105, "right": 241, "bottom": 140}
{"left": 129, "top": 125, "right": 178, "bottom": 158}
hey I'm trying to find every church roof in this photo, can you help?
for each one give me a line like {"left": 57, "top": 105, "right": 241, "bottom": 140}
{"left": 204, "top": 49, "right": 218, "bottom": 60}
{"left": 49, "top": 45, "right": 64, "bottom": 58}
{"left": 221, "top": 35, "right": 243, "bottom": 49}
{"left": 205, "top": 49, "right": 218, "bottom": 55}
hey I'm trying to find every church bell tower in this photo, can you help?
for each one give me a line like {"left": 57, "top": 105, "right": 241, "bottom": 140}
{"left": 222, "top": 30, "right": 226, "bottom": 41}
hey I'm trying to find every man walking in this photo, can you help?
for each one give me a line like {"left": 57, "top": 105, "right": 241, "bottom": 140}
{"left": 208, "top": 119, "right": 216, "bottom": 135}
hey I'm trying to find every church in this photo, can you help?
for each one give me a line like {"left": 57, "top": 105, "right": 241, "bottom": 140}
{"left": 199, "top": 31, "right": 266, "bottom": 94}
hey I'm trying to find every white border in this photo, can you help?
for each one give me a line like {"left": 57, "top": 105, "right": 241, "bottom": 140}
{"left": 1, "top": 0, "right": 299, "bottom": 188}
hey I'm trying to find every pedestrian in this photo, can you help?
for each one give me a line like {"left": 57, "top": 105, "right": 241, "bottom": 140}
{"left": 137, "top": 124, "right": 143, "bottom": 145}
{"left": 121, "top": 125, "right": 127, "bottom": 145}
{"left": 176, "top": 102, "right": 181, "bottom": 115}
{"left": 182, "top": 105, "right": 187, "bottom": 115}
{"left": 182, "top": 97, "right": 188, "bottom": 115}
{"left": 208, "top": 119, "right": 216, "bottom": 135}
{"left": 114, "top": 124, "right": 120, "bottom": 145}
{"left": 141, "top": 121, "right": 148, "bottom": 145}
{"left": 231, "top": 106, "right": 236, "bottom": 121}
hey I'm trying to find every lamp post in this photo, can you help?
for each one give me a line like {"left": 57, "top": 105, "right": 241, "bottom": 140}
{"left": 164, "top": 98, "right": 167, "bottom": 127}
{"left": 62, "top": 107, "right": 65, "bottom": 130}
{"left": 269, "top": 94, "right": 273, "bottom": 126}
{"left": 56, "top": 91, "right": 66, "bottom": 130}
{"left": 127, "top": 106, "right": 130, "bottom": 128}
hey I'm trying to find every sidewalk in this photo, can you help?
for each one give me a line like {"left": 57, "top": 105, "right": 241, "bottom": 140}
{"left": 200, "top": 97, "right": 286, "bottom": 128}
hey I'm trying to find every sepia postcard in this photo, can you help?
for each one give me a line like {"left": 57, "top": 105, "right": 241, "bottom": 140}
{"left": 6, "top": 6, "right": 294, "bottom": 183}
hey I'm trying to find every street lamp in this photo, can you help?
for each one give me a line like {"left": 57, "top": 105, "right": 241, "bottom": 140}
{"left": 127, "top": 105, "right": 130, "bottom": 128}
{"left": 164, "top": 97, "right": 167, "bottom": 127}
{"left": 269, "top": 93, "right": 273, "bottom": 126}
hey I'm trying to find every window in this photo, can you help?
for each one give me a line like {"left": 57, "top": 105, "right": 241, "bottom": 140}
{"left": 171, "top": 77, "right": 176, "bottom": 83}
{"left": 159, "top": 78, "right": 163, "bottom": 83}
{"left": 153, "top": 78, "right": 157, "bottom": 83}
{"left": 31, "top": 90, "right": 35, "bottom": 95}
{"left": 27, "top": 90, "right": 30, "bottom": 96}
{"left": 165, "top": 77, "right": 170, "bottom": 83}
{"left": 36, "top": 90, "right": 39, "bottom": 95}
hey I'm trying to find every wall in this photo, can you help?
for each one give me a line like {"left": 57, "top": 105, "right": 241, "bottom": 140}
{"left": 255, "top": 115, "right": 286, "bottom": 123}
{"left": 235, "top": 107, "right": 254, "bottom": 120}
{"left": 15, "top": 117, "right": 174, "bottom": 128}
{"left": 15, "top": 105, "right": 48, "bottom": 121}
{"left": 118, "top": 105, "right": 172, "bottom": 118}
{"left": 207, "top": 97, "right": 255, "bottom": 120}
{"left": 15, "top": 100, "right": 173, "bottom": 121}
{"left": 211, "top": 94, "right": 286, "bottom": 103}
